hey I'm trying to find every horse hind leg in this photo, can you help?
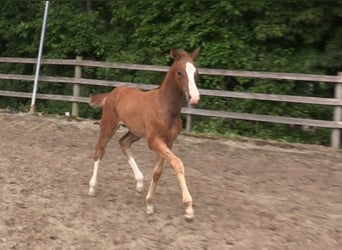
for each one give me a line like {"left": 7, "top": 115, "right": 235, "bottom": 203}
{"left": 146, "top": 156, "right": 164, "bottom": 215}
{"left": 89, "top": 112, "right": 118, "bottom": 196}
{"left": 119, "top": 131, "right": 144, "bottom": 192}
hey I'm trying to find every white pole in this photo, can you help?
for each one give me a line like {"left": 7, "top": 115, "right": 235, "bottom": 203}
{"left": 30, "top": 1, "right": 49, "bottom": 113}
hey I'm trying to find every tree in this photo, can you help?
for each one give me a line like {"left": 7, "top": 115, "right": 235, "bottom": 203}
{"left": 0, "top": 0, "right": 341, "bottom": 145}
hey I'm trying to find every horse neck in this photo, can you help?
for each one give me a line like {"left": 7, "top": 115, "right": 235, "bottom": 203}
{"left": 159, "top": 69, "right": 184, "bottom": 114}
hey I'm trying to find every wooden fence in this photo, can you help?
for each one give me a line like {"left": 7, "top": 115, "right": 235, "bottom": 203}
{"left": 0, "top": 57, "right": 341, "bottom": 148}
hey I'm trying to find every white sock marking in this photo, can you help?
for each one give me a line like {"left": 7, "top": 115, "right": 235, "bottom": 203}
{"left": 128, "top": 156, "right": 144, "bottom": 181}
{"left": 89, "top": 159, "right": 100, "bottom": 195}
{"left": 186, "top": 62, "right": 200, "bottom": 104}
{"left": 90, "top": 159, "right": 100, "bottom": 187}
{"left": 128, "top": 156, "right": 144, "bottom": 191}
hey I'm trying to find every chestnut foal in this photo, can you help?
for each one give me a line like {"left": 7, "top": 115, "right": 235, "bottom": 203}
{"left": 88, "top": 48, "right": 200, "bottom": 220}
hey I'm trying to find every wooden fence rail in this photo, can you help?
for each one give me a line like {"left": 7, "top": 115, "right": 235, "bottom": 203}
{"left": 0, "top": 57, "right": 341, "bottom": 148}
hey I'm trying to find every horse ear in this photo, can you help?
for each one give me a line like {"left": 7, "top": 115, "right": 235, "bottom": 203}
{"left": 170, "top": 48, "right": 179, "bottom": 60}
{"left": 191, "top": 47, "right": 200, "bottom": 60}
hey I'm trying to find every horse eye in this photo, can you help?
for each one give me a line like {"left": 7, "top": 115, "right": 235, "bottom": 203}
{"left": 177, "top": 71, "right": 183, "bottom": 77}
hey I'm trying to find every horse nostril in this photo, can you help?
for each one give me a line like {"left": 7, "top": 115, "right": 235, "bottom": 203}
{"left": 189, "top": 94, "right": 200, "bottom": 105}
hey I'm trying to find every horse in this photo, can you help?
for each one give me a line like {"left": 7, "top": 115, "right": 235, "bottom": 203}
{"left": 88, "top": 48, "right": 200, "bottom": 220}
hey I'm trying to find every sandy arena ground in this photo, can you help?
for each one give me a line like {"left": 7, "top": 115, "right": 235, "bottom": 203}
{"left": 0, "top": 111, "right": 341, "bottom": 249}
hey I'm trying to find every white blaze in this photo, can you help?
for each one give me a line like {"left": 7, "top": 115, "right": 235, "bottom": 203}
{"left": 185, "top": 62, "right": 200, "bottom": 105}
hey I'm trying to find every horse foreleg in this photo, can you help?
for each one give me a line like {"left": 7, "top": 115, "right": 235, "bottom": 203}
{"left": 119, "top": 131, "right": 144, "bottom": 192}
{"left": 146, "top": 156, "right": 164, "bottom": 215}
{"left": 149, "top": 139, "right": 194, "bottom": 220}
{"left": 170, "top": 157, "right": 194, "bottom": 220}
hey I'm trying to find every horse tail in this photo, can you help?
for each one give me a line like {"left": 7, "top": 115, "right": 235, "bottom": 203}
{"left": 89, "top": 92, "right": 110, "bottom": 107}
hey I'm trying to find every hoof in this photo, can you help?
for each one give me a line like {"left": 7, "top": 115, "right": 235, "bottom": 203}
{"left": 136, "top": 179, "right": 144, "bottom": 193}
{"left": 88, "top": 187, "right": 96, "bottom": 196}
{"left": 184, "top": 213, "right": 194, "bottom": 222}
{"left": 136, "top": 185, "right": 143, "bottom": 193}
{"left": 146, "top": 205, "right": 154, "bottom": 215}
{"left": 184, "top": 206, "right": 194, "bottom": 221}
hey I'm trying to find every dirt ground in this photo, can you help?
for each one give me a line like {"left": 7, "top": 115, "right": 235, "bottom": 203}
{"left": 0, "top": 111, "right": 341, "bottom": 250}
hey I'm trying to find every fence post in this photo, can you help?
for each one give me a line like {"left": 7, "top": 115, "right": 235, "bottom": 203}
{"left": 72, "top": 56, "right": 82, "bottom": 117}
{"left": 185, "top": 103, "right": 192, "bottom": 133}
{"left": 331, "top": 72, "right": 342, "bottom": 148}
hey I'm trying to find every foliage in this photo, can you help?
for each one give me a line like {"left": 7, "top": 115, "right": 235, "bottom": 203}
{"left": 0, "top": 0, "right": 341, "bottom": 145}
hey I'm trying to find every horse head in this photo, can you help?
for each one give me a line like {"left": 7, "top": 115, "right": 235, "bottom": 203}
{"left": 170, "top": 48, "right": 200, "bottom": 105}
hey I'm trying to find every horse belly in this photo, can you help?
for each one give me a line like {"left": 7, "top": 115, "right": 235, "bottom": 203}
{"left": 120, "top": 115, "right": 146, "bottom": 137}
{"left": 116, "top": 97, "right": 147, "bottom": 137}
